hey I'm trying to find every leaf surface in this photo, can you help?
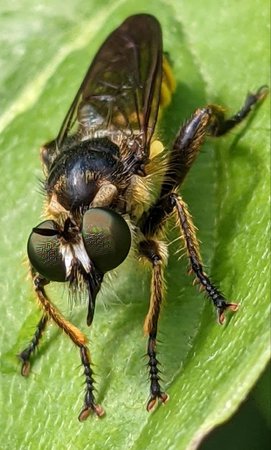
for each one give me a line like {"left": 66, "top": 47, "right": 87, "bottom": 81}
{"left": 0, "top": 1, "right": 269, "bottom": 449}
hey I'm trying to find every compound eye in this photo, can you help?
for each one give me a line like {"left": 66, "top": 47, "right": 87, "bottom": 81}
{"left": 27, "top": 220, "right": 66, "bottom": 282}
{"left": 82, "top": 208, "right": 131, "bottom": 273}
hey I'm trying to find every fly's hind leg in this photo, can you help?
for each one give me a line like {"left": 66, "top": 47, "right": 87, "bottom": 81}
{"left": 138, "top": 239, "right": 169, "bottom": 411}
{"left": 139, "top": 88, "right": 268, "bottom": 321}
{"left": 157, "top": 85, "right": 268, "bottom": 196}
{"left": 140, "top": 98, "right": 243, "bottom": 322}
{"left": 19, "top": 274, "right": 104, "bottom": 421}
{"left": 209, "top": 85, "right": 268, "bottom": 136}
{"left": 139, "top": 86, "right": 268, "bottom": 323}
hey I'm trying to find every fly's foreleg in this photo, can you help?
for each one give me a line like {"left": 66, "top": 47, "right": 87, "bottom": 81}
{"left": 19, "top": 314, "right": 48, "bottom": 376}
{"left": 19, "top": 274, "right": 104, "bottom": 420}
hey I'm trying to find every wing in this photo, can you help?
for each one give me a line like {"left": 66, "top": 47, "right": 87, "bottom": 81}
{"left": 56, "top": 14, "right": 163, "bottom": 160}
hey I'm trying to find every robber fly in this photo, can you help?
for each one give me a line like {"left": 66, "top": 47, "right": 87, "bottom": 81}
{"left": 19, "top": 14, "right": 268, "bottom": 421}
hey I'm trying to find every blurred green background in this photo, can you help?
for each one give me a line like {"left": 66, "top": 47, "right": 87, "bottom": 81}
{"left": 200, "top": 363, "right": 270, "bottom": 450}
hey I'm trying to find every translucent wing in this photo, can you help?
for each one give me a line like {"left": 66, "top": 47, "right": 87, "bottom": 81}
{"left": 56, "top": 14, "right": 163, "bottom": 161}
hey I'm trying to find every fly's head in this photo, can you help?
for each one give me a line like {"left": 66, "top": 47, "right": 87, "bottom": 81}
{"left": 27, "top": 207, "right": 131, "bottom": 286}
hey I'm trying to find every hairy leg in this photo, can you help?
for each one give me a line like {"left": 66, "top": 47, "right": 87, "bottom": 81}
{"left": 138, "top": 88, "right": 268, "bottom": 319}
{"left": 19, "top": 274, "right": 103, "bottom": 420}
{"left": 138, "top": 239, "right": 169, "bottom": 410}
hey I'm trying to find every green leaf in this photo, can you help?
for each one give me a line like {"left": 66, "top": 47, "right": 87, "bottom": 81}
{"left": 0, "top": 1, "right": 269, "bottom": 449}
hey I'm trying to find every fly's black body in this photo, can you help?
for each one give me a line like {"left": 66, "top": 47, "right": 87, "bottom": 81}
{"left": 46, "top": 138, "right": 122, "bottom": 211}
{"left": 19, "top": 14, "right": 268, "bottom": 421}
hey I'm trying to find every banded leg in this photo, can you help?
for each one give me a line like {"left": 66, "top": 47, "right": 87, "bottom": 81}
{"left": 139, "top": 239, "right": 169, "bottom": 410}
{"left": 172, "top": 194, "right": 238, "bottom": 323}
{"left": 19, "top": 274, "right": 103, "bottom": 420}
{"left": 19, "top": 314, "right": 48, "bottom": 376}
{"left": 79, "top": 346, "right": 104, "bottom": 420}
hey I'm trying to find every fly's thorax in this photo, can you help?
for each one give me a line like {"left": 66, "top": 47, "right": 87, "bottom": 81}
{"left": 45, "top": 138, "right": 122, "bottom": 211}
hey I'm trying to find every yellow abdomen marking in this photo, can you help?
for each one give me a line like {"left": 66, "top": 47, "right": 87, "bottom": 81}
{"left": 160, "top": 55, "right": 176, "bottom": 109}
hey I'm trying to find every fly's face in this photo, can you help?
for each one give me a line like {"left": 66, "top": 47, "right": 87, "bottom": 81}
{"left": 28, "top": 209, "right": 131, "bottom": 279}
{"left": 27, "top": 207, "right": 131, "bottom": 316}
{"left": 19, "top": 13, "right": 268, "bottom": 420}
